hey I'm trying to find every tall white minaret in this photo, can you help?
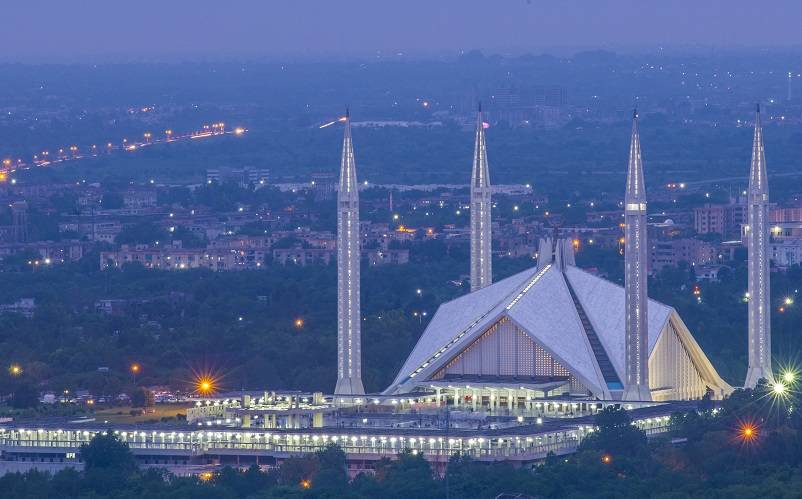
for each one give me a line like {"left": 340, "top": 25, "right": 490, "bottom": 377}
{"left": 335, "top": 109, "right": 365, "bottom": 396}
{"left": 470, "top": 103, "right": 492, "bottom": 292}
{"left": 745, "top": 104, "right": 772, "bottom": 389}
{"left": 623, "top": 110, "right": 651, "bottom": 402}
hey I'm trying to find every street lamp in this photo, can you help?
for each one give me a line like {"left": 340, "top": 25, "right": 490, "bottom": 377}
{"left": 196, "top": 376, "right": 216, "bottom": 397}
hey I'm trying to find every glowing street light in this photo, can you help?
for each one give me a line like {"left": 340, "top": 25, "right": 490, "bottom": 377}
{"left": 739, "top": 423, "right": 757, "bottom": 442}
{"left": 9, "top": 364, "right": 22, "bottom": 376}
{"left": 130, "top": 363, "right": 140, "bottom": 375}
{"left": 772, "top": 381, "right": 787, "bottom": 396}
{"left": 196, "top": 376, "right": 215, "bottom": 396}
{"left": 782, "top": 370, "right": 797, "bottom": 384}
{"left": 294, "top": 318, "right": 304, "bottom": 329}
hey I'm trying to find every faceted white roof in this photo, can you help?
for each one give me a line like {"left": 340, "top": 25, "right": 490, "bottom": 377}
{"left": 505, "top": 266, "right": 605, "bottom": 391}
{"left": 386, "top": 263, "right": 681, "bottom": 397}
{"left": 564, "top": 265, "right": 672, "bottom": 379}
{"left": 388, "top": 266, "right": 539, "bottom": 389}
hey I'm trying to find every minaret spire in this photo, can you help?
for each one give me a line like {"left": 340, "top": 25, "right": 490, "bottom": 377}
{"left": 623, "top": 110, "right": 651, "bottom": 401}
{"left": 470, "top": 103, "right": 492, "bottom": 292}
{"left": 745, "top": 104, "right": 772, "bottom": 388}
{"left": 335, "top": 110, "right": 365, "bottom": 396}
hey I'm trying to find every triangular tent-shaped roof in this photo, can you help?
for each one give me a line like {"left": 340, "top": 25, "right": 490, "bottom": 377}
{"left": 385, "top": 264, "right": 731, "bottom": 400}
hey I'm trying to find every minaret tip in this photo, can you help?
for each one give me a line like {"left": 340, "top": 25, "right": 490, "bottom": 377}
{"left": 756, "top": 103, "right": 760, "bottom": 113}
{"left": 478, "top": 101, "right": 482, "bottom": 113}
{"left": 345, "top": 106, "right": 350, "bottom": 119}
{"left": 633, "top": 108, "right": 638, "bottom": 119}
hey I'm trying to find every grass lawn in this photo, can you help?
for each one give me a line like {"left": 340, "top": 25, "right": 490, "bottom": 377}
{"left": 92, "top": 403, "right": 191, "bottom": 424}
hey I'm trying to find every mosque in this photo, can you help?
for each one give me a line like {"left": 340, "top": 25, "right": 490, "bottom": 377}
{"left": 334, "top": 105, "right": 774, "bottom": 406}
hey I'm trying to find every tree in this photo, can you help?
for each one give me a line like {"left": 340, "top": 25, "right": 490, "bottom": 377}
{"left": 130, "top": 388, "right": 155, "bottom": 408}
{"left": 580, "top": 406, "right": 648, "bottom": 458}
{"left": 379, "top": 450, "right": 440, "bottom": 499}
{"left": 116, "top": 222, "right": 168, "bottom": 245}
{"left": 314, "top": 444, "right": 348, "bottom": 493}
{"left": 10, "top": 382, "right": 39, "bottom": 409}
{"left": 279, "top": 453, "right": 318, "bottom": 487}
{"left": 102, "top": 192, "right": 124, "bottom": 209}
{"left": 79, "top": 432, "right": 137, "bottom": 473}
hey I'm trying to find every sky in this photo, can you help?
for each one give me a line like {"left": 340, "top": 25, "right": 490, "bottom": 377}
{"left": 3, "top": 0, "right": 802, "bottom": 62}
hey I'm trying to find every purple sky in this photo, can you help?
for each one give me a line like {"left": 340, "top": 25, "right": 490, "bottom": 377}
{"left": 4, "top": 0, "right": 802, "bottom": 61}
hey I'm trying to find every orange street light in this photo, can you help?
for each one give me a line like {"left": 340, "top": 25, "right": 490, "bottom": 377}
{"left": 196, "top": 376, "right": 216, "bottom": 396}
{"left": 739, "top": 423, "right": 757, "bottom": 442}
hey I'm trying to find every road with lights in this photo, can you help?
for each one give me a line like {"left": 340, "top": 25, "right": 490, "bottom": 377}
{"left": 0, "top": 123, "right": 248, "bottom": 180}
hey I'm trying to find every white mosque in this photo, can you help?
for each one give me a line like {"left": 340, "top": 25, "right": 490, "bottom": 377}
{"left": 333, "top": 105, "right": 777, "bottom": 407}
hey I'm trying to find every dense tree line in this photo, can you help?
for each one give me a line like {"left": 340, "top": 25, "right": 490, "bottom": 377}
{"left": 0, "top": 238, "right": 535, "bottom": 400}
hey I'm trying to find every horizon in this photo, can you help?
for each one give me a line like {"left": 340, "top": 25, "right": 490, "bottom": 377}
{"left": 4, "top": 1, "right": 802, "bottom": 63}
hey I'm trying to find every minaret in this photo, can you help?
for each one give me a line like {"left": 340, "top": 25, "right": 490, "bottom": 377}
{"left": 623, "top": 110, "right": 651, "bottom": 402}
{"left": 745, "top": 104, "right": 772, "bottom": 388}
{"left": 470, "top": 103, "right": 492, "bottom": 292}
{"left": 335, "top": 109, "right": 365, "bottom": 396}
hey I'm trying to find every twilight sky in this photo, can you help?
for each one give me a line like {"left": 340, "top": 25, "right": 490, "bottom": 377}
{"left": 3, "top": 0, "right": 802, "bottom": 61}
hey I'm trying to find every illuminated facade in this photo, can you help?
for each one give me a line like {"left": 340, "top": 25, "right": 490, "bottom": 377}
{"left": 385, "top": 248, "right": 731, "bottom": 402}
{"left": 0, "top": 412, "right": 674, "bottom": 473}
{"left": 623, "top": 111, "right": 651, "bottom": 401}
{"left": 745, "top": 105, "right": 772, "bottom": 388}
{"left": 335, "top": 111, "right": 365, "bottom": 395}
{"left": 470, "top": 104, "right": 492, "bottom": 292}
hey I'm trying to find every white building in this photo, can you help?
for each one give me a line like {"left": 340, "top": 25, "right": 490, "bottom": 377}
{"left": 384, "top": 242, "right": 731, "bottom": 404}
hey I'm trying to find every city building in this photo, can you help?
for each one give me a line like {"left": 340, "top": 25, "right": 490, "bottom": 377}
{"left": 650, "top": 238, "right": 717, "bottom": 273}
{"left": 272, "top": 246, "right": 336, "bottom": 266}
{"left": 770, "top": 239, "right": 802, "bottom": 268}
{"left": 100, "top": 243, "right": 267, "bottom": 271}
{"left": 0, "top": 298, "right": 35, "bottom": 318}
{"left": 0, "top": 240, "right": 89, "bottom": 264}
{"left": 123, "top": 188, "right": 157, "bottom": 209}
{"left": 769, "top": 206, "right": 802, "bottom": 223}
{"left": 311, "top": 172, "right": 336, "bottom": 201}
{"left": 207, "top": 167, "right": 270, "bottom": 188}
{"left": 366, "top": 248, "right": 409, "bottom": 266}
{"left": 10, "top": 201, "right": 27, "bottom": 243}
{"left": 694, "top": 200, "right": 746, "bottom": 237}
